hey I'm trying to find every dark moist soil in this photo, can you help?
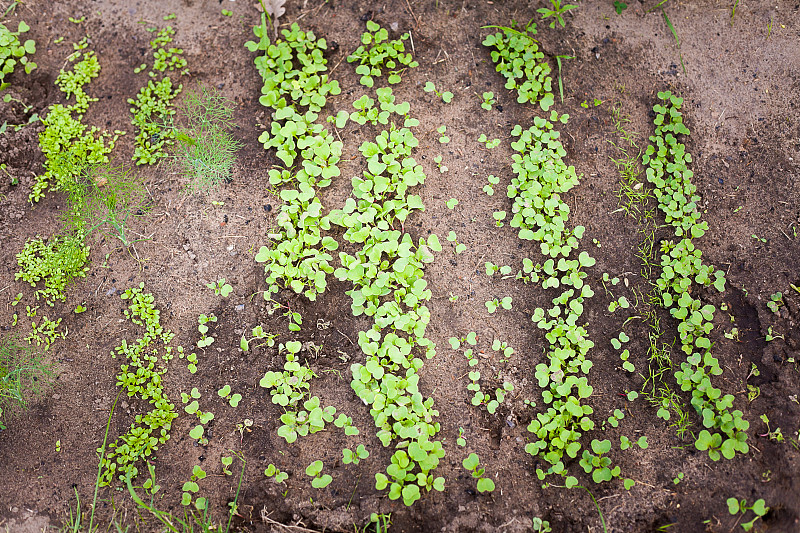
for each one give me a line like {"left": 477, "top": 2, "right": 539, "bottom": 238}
{"left": 1, "top": 1, "right": 799, "bottom": 532}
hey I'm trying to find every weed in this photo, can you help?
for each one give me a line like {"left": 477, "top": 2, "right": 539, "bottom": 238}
{"left": 538, "top": 0, "right": 579, "bottom": 28}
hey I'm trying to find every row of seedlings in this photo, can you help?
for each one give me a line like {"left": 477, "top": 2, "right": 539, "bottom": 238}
{"left": 246, "top": 19, "right": 343, "bottom": 328}
{"left": 644, "top": 91, "right": 749, "bottom": 460}
{"left": 327, "top": 21, "right": 443, "bottom": 506}
{"left": 484, "top": 24, "right": 621, "bottom": 487}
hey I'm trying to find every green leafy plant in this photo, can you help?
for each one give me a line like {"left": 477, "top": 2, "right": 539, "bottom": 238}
{"left": 423, "top": 81, "right": 453, "bottom": 103}
{"left": 15, "top": 234, "right": 90, "bottom": 304}
{"left": 181, "top": 465, "right": 207, "bottom": 508}
{"left": 538, "top": 0, "right": 578, "bottom": 28}
{"left": 0, "top": 20, "right": 36, "bottom": 91}
{"left": 342, "top": 444, "right": 370, "bottom": 465}
{"left": 31, "top": 48, "right": 121, "bottom": 203}
{"left": 62, "top": 164, "right": 152, "bottom": 247}
{"left": 247, "top": 21, "right": 342, "bottom": 311}
{"left": 264, "top": 463, "right": 288, "bottom": 483}
{"left": 305, "top": 460, "right": 332, "bottom": 488}
{"left": 347, "top": 20, "right": 418, "bottom": 87}
{"left": 482, "top": 23, "right": 554, "bottom": 110}
{"left": 207, "top": 278, "right": 233, "bottom": 297}
{"left": 462, "top": 453, "right": 495, "bottom": 493}
{"left": 726, "top": 497, "right": 769, "bottom": 531}
{"left": 480, "top": 91, "right": 496, "bottom": 110}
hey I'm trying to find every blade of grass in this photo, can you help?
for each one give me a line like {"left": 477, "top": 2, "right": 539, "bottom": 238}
{"left": 555, "top": 55, "right": 575, "bottom": 103}
{"left": 662, "top": 9, "right": 680, "bottom": 47}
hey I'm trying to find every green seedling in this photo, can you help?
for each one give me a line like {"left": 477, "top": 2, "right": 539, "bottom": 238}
{"left": 462, "top": 453, "right": 495, "bottom": 493}
{"left": 759, "top": 414, "right": 783, "bottom": 442}
{"left": 196, "top": 314, "right": 217, "bottom": 348}
{"left": 221, "top": 9, "right": 233, "bottom": 16}
{"left": 767, "top": 292, "right": 783, "bottom": 314}
{"left": 220, "top": 456, "right": 233, "bottom": 475}
{"left": 74, "top": 303, "right": 87, "bottom": 314}
{"left": 207, "top": 278, "right": 232, "bottom": 297}
{"left": 493, "top": 210, "right": 506, "bottom": 227}
{"left": 446, "top": 231, "right": 467, "bottom": 254}
{"left": 240, "top": 325, "right": 277, "bottom": 351}
{"left": 100, "top": 283, "right": 180, "bottom": 486}
{"left": 538, "top": 0, "right": 578, "bottom": 28}
{"left": 348, "top": 20, "right": 418, "bottom": 86}
{"left": 423, "top": 81, "right": 453, "bottom": 103}
{"left": 483, "top": 174, "right": 500, "bottom": 195}
{"left": 726, "top": 497, "right": 769, "bottom": 532}
{"left": 673, "top": 472, "right": 684, "bottom": 484}
{"left": 174, "top": 84, "right": 241, "bottom": 193}
{"left": 457, "top": 427, "right": 467, "bottom": 447}
{"left": 217, "top": 385, "right": 242, "bottom": 407}
{"left": 446, "top": 198, "right": 459, "bottom": 209}
{"left": 481, "top": 91, "right": 495, "bottom": 110}
{"left": 264, "top": 463, "right": 289, "bottom": 483}
{"left": 434, "top": 154, "right": 448, "bottom": 173}
{"left": 181, "top": 465, "right": 207, "bottom": 508}
{"left": 343, "top": 444, "right": 369, "bottom": 465}
{"left": 614, "top": 1, "right": 628, "bottom": 14}
{"left": 485, "top": 296, "right": 512, "bottom": 313}
{"left": 305, "top": 460, "right": 332, "bottom": 488}
{"left": 478, "top": 133, "right": 500, "bottom": 149}
{"left": 437, "top": 125, "right": 450, "bottom": 143}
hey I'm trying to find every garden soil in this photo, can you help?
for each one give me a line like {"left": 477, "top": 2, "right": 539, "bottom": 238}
{"left": 1, "top": 0, "right": 799, "bottom": 532}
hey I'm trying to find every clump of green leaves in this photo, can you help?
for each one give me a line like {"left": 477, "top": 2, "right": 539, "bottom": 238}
{"left": 0, "top": 20, "right": 36, "bottom": 91}
{"left": 645, "top": 91, "right": 748, "bottom": 460}
{"left": 129, "top": 26, "right": 187, "bottom": 165}
{"left": 348, "top": 20, "right": 418, "bottom": 87}
{"left": 0, "top": 334, "right": 55, "bottom": 429}
{"left": 462, "top": 453, "right": 495, "bottom": 492}
{"left": 482, "top": 23, "right": 554, "bottom": 110}
{"left": 207, "top": 278, "right": 233, "bottom": 297}
{"left": 726, "top": 497, "right": 769, "bottom": 531}
{"left": 100, "top": 284, "right": 180, "bottom": 486}
{"left": 15, "top": 235, "right": 90, "bottom": 304}
{"left": 31, "top": 49, "right": 121, "bottom": 203}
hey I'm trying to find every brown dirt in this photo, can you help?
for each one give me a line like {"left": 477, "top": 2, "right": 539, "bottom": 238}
{"left": 1, "top": 1, "right": 799, "bottom": 532}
